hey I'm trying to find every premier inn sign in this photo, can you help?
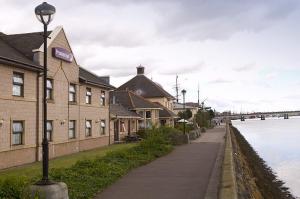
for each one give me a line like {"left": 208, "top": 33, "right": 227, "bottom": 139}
{"left": 52, "top": 47, "right": 73, "bottom": 63}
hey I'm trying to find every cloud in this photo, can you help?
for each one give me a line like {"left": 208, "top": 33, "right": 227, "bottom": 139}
{"left": 208, "top": 78, "right": 233, "bottom": 84}
{"left": 160, "top": 62, "right": 204, "bottom": 75}
{"left": 234, "top": 63, "right": 256, "bottom": 72}
{"left": 265, "top": 72, "right": 279, "bottom": 79}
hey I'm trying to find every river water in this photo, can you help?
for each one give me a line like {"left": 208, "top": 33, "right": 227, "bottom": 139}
{"left": 232, "top": 116, "right": 300, "bottom": 198}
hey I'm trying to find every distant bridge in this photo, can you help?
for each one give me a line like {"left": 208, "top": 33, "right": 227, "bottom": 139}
{"left": 217, "top": 110, "right": 300, "bottom": 121}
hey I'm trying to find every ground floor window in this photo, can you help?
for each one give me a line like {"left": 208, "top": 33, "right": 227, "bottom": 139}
{"left": 12, "top": 121, "right": 23, "bottom": 145}
{"left": 100, "top": 120, "right": 106, "bottom": 135}
{"left": 146, "top": 119, "right": 152, "bottom": 128}
{"left": 138, "top": 120, "right": 144, "bottom": 129}
{"left": 120, "top": 120, "right": 126, "bottom": 132}
{"left": 85, "top": 120, "right": 92, "bottom": 137}
{"left": 69, "top": 120, "right": 76, "bottom": 139}
{"left": 160, "top": 119, "right": 167, "bottom": 126}
{"left": 46, "top": 121, "right": 53, "bottom": 141}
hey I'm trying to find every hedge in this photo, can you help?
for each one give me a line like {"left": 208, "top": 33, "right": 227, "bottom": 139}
{"left": 0, "top": 127, "right": 178, "bottom": 199}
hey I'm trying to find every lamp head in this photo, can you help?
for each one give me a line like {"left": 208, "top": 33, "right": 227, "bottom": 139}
{"left": 35, "top": 2, "right": 56, "bottom": 25}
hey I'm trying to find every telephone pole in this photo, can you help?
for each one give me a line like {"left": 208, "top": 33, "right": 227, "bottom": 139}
{"left": 175, "top": 75, "right": 179, "bottom": 103}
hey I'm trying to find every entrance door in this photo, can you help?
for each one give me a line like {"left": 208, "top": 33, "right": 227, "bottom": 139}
{"left": 114, "top": 120, "right": 119, "bottom": 141}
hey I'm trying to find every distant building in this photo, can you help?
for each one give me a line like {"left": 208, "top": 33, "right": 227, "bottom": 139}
{"left": 110, "top": 90, "right": 162, "bottom": 141}
{"left": 110, "top": 103, "right": 141, "bottom": 141}
{"left": 0, "top": 26, "right": 114, "bottom": 169}
{"left": 173, "top": 103, "right": 199, "bottom": 120}
{"left": 117, "top": 66, "right": 177, "bottom": 126}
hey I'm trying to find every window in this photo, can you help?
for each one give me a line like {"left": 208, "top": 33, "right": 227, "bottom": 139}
{"left": 138, "top": 120, "right": 144, "bottom": 129}
{"left": 100, "top": 91, "right": 105, "bottom": 106}
{"left": 12, "top": 121, "right": 23, "bottom": 145}
{"left": 12, "top": 72, "right": 24, "bottom": 96}
{"left": 69, "top": 120, "right": 76, "bottom": 139}
{"left": 46, "top": 79, "right": 53, "bottom": 100}
{"left": 100, "top": 120, "right": 106, "bottom": 135}
{"left": 46, "top": 121, "right": 53, "bottom": 141}
{"left": 86, "top": 88, "right": 91, "bottom": 104}
{"left": 85, "top": 120, "right": 92, "bottom": 137}
{"left": 120, "top": 120, "right": 126, "bottom": 132}
{"left": 146, "top": 111, "right": 151, "bottom": 119}
{"left": 146, "top": 111, "right": 152, "bottom": 128}
{"left": 69, "top": 84, "right": 76, "bottom": 102}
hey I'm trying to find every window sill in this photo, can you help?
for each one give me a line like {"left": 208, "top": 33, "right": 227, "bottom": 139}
{"left": 11, "top": 144, "right": 25, "bottom": 150}
{"left": 69, "top": 101, "right": 77, "bottom": 105}
{"left": 47, "top": 99, "right": 55, "bottom": 104}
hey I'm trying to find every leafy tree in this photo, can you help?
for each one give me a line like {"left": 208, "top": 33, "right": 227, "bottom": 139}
{"left": 177, "top": 109, "right": 193, "bottom": 120}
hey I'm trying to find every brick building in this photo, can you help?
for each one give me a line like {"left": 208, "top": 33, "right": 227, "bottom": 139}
{"left": 117, "top": 66, "right": 177, "bottom": 126}
{"left": 0, "top": 26, "right": 114, "bottom": 169}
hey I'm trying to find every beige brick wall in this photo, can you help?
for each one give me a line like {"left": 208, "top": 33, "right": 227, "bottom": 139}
{"left": 0, "top": 28, "right": 112, "bottom": 169}
{"left": 0, "top": 64, "right": 39, "bottom": 169}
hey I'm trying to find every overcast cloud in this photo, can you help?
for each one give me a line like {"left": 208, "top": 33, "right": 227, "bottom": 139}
{"left": 1, "top": 0, "right": 300, "bottom": 112}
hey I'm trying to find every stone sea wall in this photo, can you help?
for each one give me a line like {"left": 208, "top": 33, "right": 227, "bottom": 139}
{"left": 230, "top": 125, "right": 295, "bottom": 199}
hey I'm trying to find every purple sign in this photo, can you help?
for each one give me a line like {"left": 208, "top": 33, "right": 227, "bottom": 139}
{"left": 52, "top": 47, "right": 73, "bottom": 63}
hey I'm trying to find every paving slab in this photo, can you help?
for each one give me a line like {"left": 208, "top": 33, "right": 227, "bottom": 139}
{"left": 95, "top": 126, "right": 226, "bottom": 199}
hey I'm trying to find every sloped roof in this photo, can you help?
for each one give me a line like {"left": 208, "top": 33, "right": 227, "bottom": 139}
{"left": 0, "top": 31, "right": 51, "bottom": 60}
{"left": 111, "top": 90, "right": 161, "bottom": 110}
{"left": 110, "top": 104, "right": 141, "bottom": 119}
{"left": 173, "top": 103, "right": 197, "bottom": 110}
{"left": 79, "top": 67, "right": 115, "bottom": 89}
{"left": 117, "top": 75, "right": 175, "bottom": 99}
{"left": 0, "top": 36, "right": 42, "bottom": 71}
{"left": 154, "top": 102, "right": 179, "bottom": 119}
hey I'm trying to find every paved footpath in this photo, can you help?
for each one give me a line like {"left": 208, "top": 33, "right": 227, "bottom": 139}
{"left": 95, "top": 125, "right": 226, "bottom": 199}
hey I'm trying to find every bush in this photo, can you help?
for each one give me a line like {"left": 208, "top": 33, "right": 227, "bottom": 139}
{"left": 0, "top": 177, "right": 31, "bottom": 199}
{"left": 175, "top": 123, "right": 194, "bottom": 133}
{"left": 0, "top": 127, "right": 181, "bottom": 199}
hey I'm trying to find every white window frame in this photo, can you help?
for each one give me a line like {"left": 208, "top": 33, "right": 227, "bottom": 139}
{"left": 69, "top": 84, "right": 76, "bottom": 102}
{"left": 12, "top": 72, "right": 24, "bottom": 97}
{"left": 12, "top": 121, "right": 24, "bottom": 145}
{"left": 85, "top": 120, "right": 92, "bottom": 137}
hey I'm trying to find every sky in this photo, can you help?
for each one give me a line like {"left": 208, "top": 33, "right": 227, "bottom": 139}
{"left": 1, "top": 0, "right": 300, "bottom": 113}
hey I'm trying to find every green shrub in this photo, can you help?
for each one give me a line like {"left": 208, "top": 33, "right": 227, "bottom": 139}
{"left": 0, "top": 127, "right": 181, "bottom": 199}
{"left": 0, "top": 177, "right": 31, "bottom": 199}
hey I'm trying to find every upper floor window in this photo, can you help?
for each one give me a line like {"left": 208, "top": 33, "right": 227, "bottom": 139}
{"left": 86, "top": 88, "right": 92, "bottom": 104}
{"left": 12, "top": 121, "right": 23, "bottom": 145}
{"left": 46, "top": 79, "right": 53, "bottom": 100}
{"left": 12, "top": 72, "right": 24, "bottom": 97}
{"left": 100, "top": 91, "right": 106, "bottom": 106}
{"left": 69, "top": 84, "right": 76, "bottom": 102}
{"left": 85, "top": 120, "right": 92, "bottom": 137}
{"left": 46, "top": 121, "right": 53, "bottom": 141}
{"left": 146, "top": 111, "right": 151, "bottom": 119}
{"left": 69, "top": 120, "right": 76, "bottom": 139}
{"left": 100, "top": 120, "right": 106, "bottom": 135}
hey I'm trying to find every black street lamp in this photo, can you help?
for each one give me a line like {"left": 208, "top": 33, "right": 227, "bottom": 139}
{"left": 35, "top": 2, "right": 56, "bottom": 185}
{"left": 181, "top": 89, "right": 186, "bottom": 134}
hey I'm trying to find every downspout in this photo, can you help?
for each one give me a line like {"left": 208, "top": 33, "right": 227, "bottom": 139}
{"left": 108, "top": 92, "right": 111, "bottom": 145}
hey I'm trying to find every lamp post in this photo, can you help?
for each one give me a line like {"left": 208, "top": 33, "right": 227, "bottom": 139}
{"left": 181, "top": 89, "right": 186, "bottom": 134}
{"left": 35, "top": 2, "right": 56, "bottom": 185}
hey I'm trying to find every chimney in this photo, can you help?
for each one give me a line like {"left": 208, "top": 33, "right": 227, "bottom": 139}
{"left": 137, "top": 65, "right": 145, "bottom": 75}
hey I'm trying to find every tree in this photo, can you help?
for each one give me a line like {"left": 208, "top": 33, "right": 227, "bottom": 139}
{"left": 178, "top": 109, "right": 193, "bottom": 120}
